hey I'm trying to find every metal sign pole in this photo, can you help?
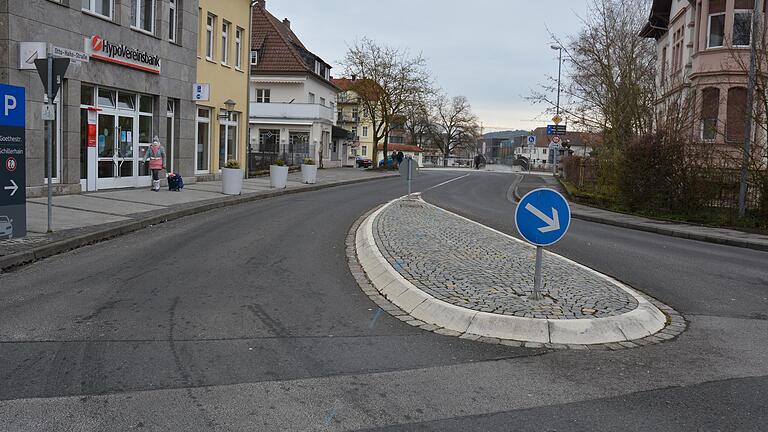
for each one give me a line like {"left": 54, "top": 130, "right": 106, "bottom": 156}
{"left": 46, "top": 53, "right": 53, "bottom": 233}
{"left": 407, "top": 158, "right": 412, "bottom": 196}
{"left": 532, "top": 246, "right": 543, "bottom": 300}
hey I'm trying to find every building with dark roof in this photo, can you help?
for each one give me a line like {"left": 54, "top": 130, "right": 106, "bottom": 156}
{"left": 248, "top": 0, "right": 340, "bottom": 169}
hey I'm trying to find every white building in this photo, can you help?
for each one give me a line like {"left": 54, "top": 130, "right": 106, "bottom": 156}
{"left": 248, "top": 1, "right": 340, "bottom": 170}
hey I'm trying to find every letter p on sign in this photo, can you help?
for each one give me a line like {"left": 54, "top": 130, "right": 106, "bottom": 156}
{"left": 4, "top": 95, "right": 16, "bottom": 116}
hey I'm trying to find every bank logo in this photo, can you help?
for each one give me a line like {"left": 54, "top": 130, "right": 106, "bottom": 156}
{"left": 91, "top": 35, "right": 104, "bottom": 52}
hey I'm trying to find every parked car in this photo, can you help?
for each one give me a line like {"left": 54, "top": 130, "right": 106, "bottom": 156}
{"left": 0, "top": 215, "right": 13, "bottom": 240}
{"left": 379, "top": 158, "right": 397, "bottom": 169}
{"left": 356, "top": 157, "right": 373, "bottom": 168}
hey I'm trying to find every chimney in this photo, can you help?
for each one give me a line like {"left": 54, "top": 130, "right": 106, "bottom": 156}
{"left": 283, "top": 18, "right": 291, "bottom": 28}
{"left": 351, "top": 74, "right": 357, "bottom": 81}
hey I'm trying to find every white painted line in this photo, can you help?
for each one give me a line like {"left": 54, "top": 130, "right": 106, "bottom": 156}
{"left": 424, "top": 174, "right": 471, "bottom": 192}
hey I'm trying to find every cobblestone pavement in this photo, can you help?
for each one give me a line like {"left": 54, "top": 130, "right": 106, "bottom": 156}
{"left": 373, "top": 199, "right": 640, "bottom": 319}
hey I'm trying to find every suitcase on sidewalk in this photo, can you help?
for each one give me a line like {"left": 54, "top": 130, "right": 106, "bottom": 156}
{"left": 167, "top": 173, "right": 183, "bottom": 192}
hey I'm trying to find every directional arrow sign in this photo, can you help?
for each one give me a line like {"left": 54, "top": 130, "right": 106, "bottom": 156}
{"left": 4, "top": 180, "right": 18, "bottom": 196}
{"left": 515, "top": 188, "right": 571, "bottom": 246}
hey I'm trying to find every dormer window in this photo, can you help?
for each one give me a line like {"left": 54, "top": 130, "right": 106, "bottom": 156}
{"left": 250, "top": 49, "right": 258, "bottom": 65}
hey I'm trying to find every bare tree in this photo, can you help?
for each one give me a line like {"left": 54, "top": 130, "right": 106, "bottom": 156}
{"left": 530, "top": 0, "right": 656, "bottom": 144}
{"left": 403, "top": 90, "right": 436, "bottom": 148}
{"left": 343, "top": 38, "right": 432, "bottom": 166}
{"left": 431, "top": 94, "right": 480, "bottom": 166}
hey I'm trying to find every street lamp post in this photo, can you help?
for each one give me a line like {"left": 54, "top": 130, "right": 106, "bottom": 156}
{"left": 551, "top": 45, "right": 563, "bottom": 175}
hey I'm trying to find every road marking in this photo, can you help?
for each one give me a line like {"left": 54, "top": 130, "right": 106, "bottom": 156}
{"left": 424, "top": 174, "right": 471, "bottom": 192}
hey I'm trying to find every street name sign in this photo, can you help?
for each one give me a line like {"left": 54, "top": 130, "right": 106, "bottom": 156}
{"left": 52, "top": 45, "right": 89, "bottom": 63}
{"left": 0, "top": 84, "right": 27, "bottom": 239}
{"left": 515, "top": 188, "right": 571, "bottom": 247}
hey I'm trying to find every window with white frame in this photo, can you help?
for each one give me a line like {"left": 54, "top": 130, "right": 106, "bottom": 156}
{"left": 235, "top": 27, "right": 243, "bottom": 69}
{"left": 168, "top": 0, "right": 178, "bottom": 42}
{"left": 132, "top": 0, "right": 156, "bottom": 33}
{"left": 308, "top": 92, "right": 315, "bottom": 104}
{"left": 250, "top": 49, "right": 258, "bottom": 65}
{"left": 733, "top": 9, "right": 753, "bottom": 46}
{"left": 256, "top": 89, "right": 270, "bottom": 103}
{"left": 221, "top": 21, "right": 230, "bottom": 65}
{"left": 362, "top": 145, "right": 367, "bottom": 156}
{"left": 707, "top": 0, "right": 726, "bottom": 49}
{"left": 206, "top": 14, "right": 215, "bottom": 60}
{"left": 196, "top": 108, "right": 211, "bottom": 172}
{"left": 320, "top": 97, "right": 326, "bottom": 106}
{"left": 363, "top": 126, "right": 368, "bottom": 137}
{"left": 82, "top": 0, "right": 113, "bottom": 19}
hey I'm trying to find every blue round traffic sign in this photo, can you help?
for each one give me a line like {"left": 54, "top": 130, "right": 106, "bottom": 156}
{"left": 515, "top": 188, "right": 571, "bottom": 246}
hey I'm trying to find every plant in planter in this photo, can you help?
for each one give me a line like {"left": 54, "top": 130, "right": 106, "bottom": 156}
{"left": 270, "top": 159, "right": 289, "bottom": 189}
{"left": 301, "top": 158, "right": 318, "bottom": 184}
{"left": 221, "top": 159, "right": 244, "bottom": 195}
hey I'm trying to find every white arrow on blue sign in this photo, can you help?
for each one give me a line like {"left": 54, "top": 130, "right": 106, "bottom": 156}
{"left": 515, "top": 188, "right": 571, "bottom": 246}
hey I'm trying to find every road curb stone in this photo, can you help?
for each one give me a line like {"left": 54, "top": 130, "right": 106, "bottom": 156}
{"left": 345, "top": 199, "right": 687, "bottom": 350}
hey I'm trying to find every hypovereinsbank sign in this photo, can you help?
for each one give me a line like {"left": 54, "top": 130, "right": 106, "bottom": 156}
{"left": 84, "top": 35, "right": 161, "bottom": 74}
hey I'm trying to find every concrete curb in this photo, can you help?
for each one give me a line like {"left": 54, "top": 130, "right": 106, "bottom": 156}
{"left": 355, "top": 197, "right": 675, "bottom": 346}
{"left": 0, "top": 174, "right": 398, "bottom": 272}
{"left": 512, "top": 175, "right": 768, "bottom": 253}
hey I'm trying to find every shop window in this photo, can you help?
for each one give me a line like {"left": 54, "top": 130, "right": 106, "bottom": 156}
{"left": 98, "top": 88, "right": 116, "bottom": 108}
{"left": 82, "top": 0, "right": 112, "bottom": 19}
{"left": 132, "top": 0, "right": 156, "bottom": 33}
{"left": 81, "top": 85, "right": 95, "bottom": 106}
{"left": 139, "top": 95, "right": 153, "bottom": 114}
{"left": 221, "top": 21, "right": 230, "bottom": 65}
{"left": 702, "top": 87, "right": 720, "bottom": 140}
{"left": 118, "top": 93, "right": 135, "bottom": 111}
{"left": 168, "top": 0, "right": 178, "bottom": 42}
{"left": 139, "top": 115, "right": 153, "bottom": 144}
{"left": 196, "top": 108, "right": 211, "bottom": 172}
{"left": 727, "top": 87, "right": 748, "bottom": 143}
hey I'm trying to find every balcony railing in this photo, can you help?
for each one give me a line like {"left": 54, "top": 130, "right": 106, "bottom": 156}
{"left": 250, "top": 102, "right": 334, "bottom": 122}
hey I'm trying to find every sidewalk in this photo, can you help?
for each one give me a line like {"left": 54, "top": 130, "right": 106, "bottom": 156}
{"left": 514, "top": 173, "right": 768, "bottom": 252}
{"left": 0, "top": 168, "right": 397, "bottom": 270}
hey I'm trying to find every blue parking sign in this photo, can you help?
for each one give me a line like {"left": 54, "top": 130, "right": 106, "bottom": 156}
{"left": 515, "top": 188, "right": 571, "bottom": 246}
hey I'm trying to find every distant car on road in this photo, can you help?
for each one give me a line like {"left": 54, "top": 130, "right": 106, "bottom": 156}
{"left": 356, "top": 157, "right": 373, "bottom": 168}
{"left": 0, "top": 216, "right": 13, "bottom": 240}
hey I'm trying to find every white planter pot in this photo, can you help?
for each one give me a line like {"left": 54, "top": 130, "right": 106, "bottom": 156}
{"left": 270, "top": 165, "right": 289, "bottom": 189}
{"left": 221, "top": 167, "right": 244, "bottom": 195}
{"left": 301, "top": 164, "right": 318, "bottom": 184}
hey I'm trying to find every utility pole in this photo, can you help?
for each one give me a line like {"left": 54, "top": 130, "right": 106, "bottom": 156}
{"left": 739, "top": 0, "right": 763, "bottom": 218}
{"left": 46, "top": 52, "right": 54, "bottom": 233}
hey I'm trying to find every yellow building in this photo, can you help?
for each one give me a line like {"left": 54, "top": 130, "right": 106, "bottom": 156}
{"left": 195, "top": 0, "right": 251, "bottom": 178}
{"left": 332, "top": 78, "right": 376, "bottom": 165}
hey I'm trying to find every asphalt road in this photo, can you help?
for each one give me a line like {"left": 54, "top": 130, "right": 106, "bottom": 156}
{"left": 1, "top": 170, "right": 767, "bottom": 431}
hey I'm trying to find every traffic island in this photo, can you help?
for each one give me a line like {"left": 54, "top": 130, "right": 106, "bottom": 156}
{"left": 349, "top": 197, "right": 686, "bottom": 348}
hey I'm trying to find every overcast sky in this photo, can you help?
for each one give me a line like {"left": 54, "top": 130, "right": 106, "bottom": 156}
{"left": 266, "top": 0, "right": 592, "bottom": 132}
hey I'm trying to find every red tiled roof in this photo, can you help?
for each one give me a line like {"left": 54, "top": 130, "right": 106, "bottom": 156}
{"left": 332, "top": 77, "right": 381, "bottom": 101}
{"left": 377, "top": 144, "right": 423, "bottom": 153}
{"left": 251, "top": 1, "right": 336, "bottom": 90}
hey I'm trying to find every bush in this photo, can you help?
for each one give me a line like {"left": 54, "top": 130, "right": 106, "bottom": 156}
{"left": 303, "top": 158, "right": 315, "bottom": 165}
{"left": 224, "top": 160, "right": 240, "bottom": 169}
{"left": 275, "top": 159, "right": 285, "bottom": 167}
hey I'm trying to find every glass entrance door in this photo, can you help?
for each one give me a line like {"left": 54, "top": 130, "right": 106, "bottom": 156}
{"left": 97, "top": 113, "right": 138, "bottom": 189}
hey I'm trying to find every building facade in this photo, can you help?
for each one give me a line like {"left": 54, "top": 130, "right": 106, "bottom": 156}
{"left": 332, "top": 77, "right": 375, "bottom": 166}
{"left": 641, "top": 0, "right": 765, "bottom": 146}
{"left": 195, "top": 0, "right": 251, "bottom": 179}
{"left": 1, "top": 0, "right": 198, "bottom": 195}
{"left": 248, "top": 0, "right": 339, "bottom": 171}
